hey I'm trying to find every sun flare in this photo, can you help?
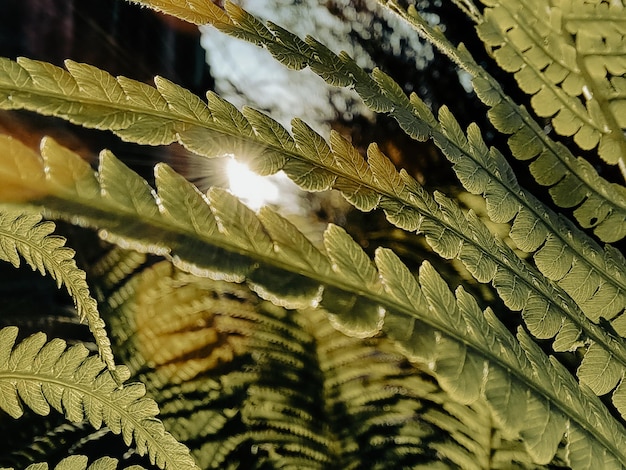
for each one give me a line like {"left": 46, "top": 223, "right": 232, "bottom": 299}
{"left": 226, "top": 157, "right": 280, "bottom": 211}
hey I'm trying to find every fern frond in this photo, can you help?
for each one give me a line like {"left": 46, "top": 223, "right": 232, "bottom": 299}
{"left": 475, "top": 0, "right": 626, "bottom": 168}
{"left": 11, "top": 455, "right": 146, "bottom": 470}
{"left": 379, "top": 254, "right": 626, "bottom": 467}
{"left": 94, "top": 258, "right": 333, "bottom": 468}
{"left": 2, "top": 138, "right": 626, "bottom": 466}
{"left": 2, "top": 131, "right": 625, "bottom": 405}
{"left": 384, "top": 0, "right": 626, "bottom": 243}
{"left": 0, "top": 207, "right": 115, "bottom": 374}
{"left": 0, "top": 327, "right": 198, "bottom": 470}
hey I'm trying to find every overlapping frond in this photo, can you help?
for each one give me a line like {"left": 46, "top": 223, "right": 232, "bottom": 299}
{"left": 123, "top": 2, "right": 626, "bottom": 408}
{"left": 1, "top": 136, "right": 625, "bottom": 466}
{"left": 0, "top": 326, "right": 198, "bottom": 470}
{"left": 31, "top": 0, "right": 626, "bottom": 413}
{"left": 475, "top": 0, "right": 626, "bottom": 168}
{"left": 0, "top": 207, "right": 115, "bottom": 373}
{"left": 30, "top": 0, "right": 620, "bottom": 357}
{"left": 384, "top": 0, "right": 626, "bottom": 243}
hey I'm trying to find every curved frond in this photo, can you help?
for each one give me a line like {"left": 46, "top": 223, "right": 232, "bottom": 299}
{"left": 475, "top": 0, "right": 626, "bottom": 167}
{"left": 0, "top": 207, "right": 115, "bottom": 374}
{"left": 177, "top": 1, "right": 626, "bottom": 343}
{"left": 384, "top": 0, "right": 626, "bottom": 243}
{"left": 121, "top": 0, "right": 626, "bottom": 244}
{"left": 2, "top": 131, "right": 626, "bottom": 409}
{"left": 1, "top": 138, "right": 625, "bottom": 466}
{"left": 0, "top": 326, "right": 198, "bottom": 470}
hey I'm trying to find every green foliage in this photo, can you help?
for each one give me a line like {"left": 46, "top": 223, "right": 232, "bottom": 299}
{"left": 2, "top": 456, "right": 146, "bottom": 470}
{"left": 0, "top": 326, "right": 196, "bottom": 469}
{"left": 387, "top": 0, "right": 626, "bottom": 243}
{"left": 0, "top": 208, "right": 114, "bottom": 373}
{"left": 95, "top": 251, "right": 559, "bottom": 469}
{"left": 0, "top": 0, "right": 624, "bottom": 468}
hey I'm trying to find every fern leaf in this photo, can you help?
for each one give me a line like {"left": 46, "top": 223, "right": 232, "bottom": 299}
{"left": 0, "top": 326, "right": 198, "bottom": 470}
{"left": 433, "top": 106, "right": 626, "bottom": 330}
{"left": 264, "top": 4, "right": 626, "bottom": 345}
{"left": 476, "top": 0, "right": 626, "bottom": 166}
{"left": 4, "top": 130, "right": 626, "bottom": 419}
{"left": 384, "top": 1, "right": 626, "bottom": 243}
{"left": 0, "top": 204, "right": 115, "bottom": 374}
{"left": 377, "top": 253, "right": 626, "bottom": 468}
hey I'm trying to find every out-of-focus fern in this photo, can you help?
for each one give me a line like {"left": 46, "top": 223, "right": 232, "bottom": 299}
{"left": 91, "top": 250, "right": 560, "bottom": 469}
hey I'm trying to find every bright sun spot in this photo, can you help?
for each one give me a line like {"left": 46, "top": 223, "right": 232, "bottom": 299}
{"left": 226, "top": 157, "right": 280, "bottom": 211}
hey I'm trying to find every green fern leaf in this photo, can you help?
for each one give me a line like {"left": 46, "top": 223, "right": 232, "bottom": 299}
{"left": 0, "top": 204, "right": 115, "bottom": 375}
{"left": 0, "top": 326, "right": 198, "bottom": 470}
{"left": 4, "top": 129, "right": 626, "bottom": 420}
{"left": 385, "top": 1, "right": 626, "bottom": 243}
{"left": 475, "top": 0, "right": 626, "bottom": 165}
{"left": 378, "top": 254, "right": 626, "bottom": 468}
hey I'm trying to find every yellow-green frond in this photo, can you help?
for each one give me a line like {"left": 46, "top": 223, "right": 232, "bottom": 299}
{"left": 0, "top": 205, "right": 115, "bottom": 374}
{"left": 0, "top": 327, "right": 198, "bottom": 470}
